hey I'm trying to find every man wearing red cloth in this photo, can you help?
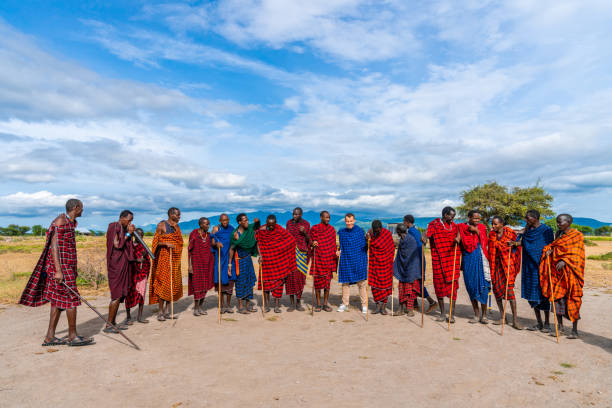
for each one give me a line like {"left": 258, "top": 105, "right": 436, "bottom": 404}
{"left": 188, "top": 217, "right": 215, "bottom": 316}
{"left": 366, "top": 220, "right": 395, "bottom": 315}
{"left": 426, "top": 206, "right": 461, "bottom": 323}
{"left": 310, "top": 211, "right": 337, "bottom": 312}
{"left": 285, "top": 207, "right": 311, "bottom": 312}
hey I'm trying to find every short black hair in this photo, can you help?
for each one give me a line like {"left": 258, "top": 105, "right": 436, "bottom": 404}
{"left": 219, "top": 213, "right": 229, "bottom": 219}
{"left": 293, "top": 207, "right": 303, "bottom": 214}
{"left": 320, "top": 210, "right": 329, "bottom": 217}
{"left": 167, "top": 207, "right": 179, "bottom": 216}
{"left": 372, "top": 220, "right": 383, "bottom": 229}
{"left": 65, "top": 198, "right": 82, "bottom": 212}
{"left": 120, "top": 210, "right": 133, "bottom": 218}
{"left": 557, "top": 213, "right": 573, "bottom": 224}
{"left": 266, "top": 214, "right": 276, "bottom": 222}
{"left": 199, "top": 216, "right": 209, "bottom": 224}
{"left": 491, "top": 215, "right": 505, "bottom": 225}
{"left": 236, "top": 213, "right": 247, "bottom": 223}
{"left": 135, "top": 228, "right": 144, "bottom": 236}
{"left": 467, "top": 210, "right": 480, "bottom": 218}
{"left": 345, "top": 213, "right": 355, "bottom": 219}
{"left": 396, "top": 224, "right": 407, "bottom": 235}
{"left": 442, "top": 206, "right": 456, "bottom": 217}
{"left": 526, "top": 209, "right": 540, "bottom": 220}
{"left": 403, "top": 214, "right": 415, "bottom": 224}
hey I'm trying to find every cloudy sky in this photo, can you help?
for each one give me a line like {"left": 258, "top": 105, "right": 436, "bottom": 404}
{"left": 1, "top": 1, "right": 611, "bottom": 229}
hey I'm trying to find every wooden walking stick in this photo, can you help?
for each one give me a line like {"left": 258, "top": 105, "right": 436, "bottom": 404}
{"left": 260, "top": 262, "right": 266, "bottom": 318}
{"left": 447, "top": 244, "right": 458, "bottom": 331}
{"left": 62, "top": 282, "right": 140, "bottom": 350}
{"left": 501, "top": 245, "right": 512, "bottom": 335}
{"left": 421, "top": 247, "right": 425, "bottom": 328}
{"left": 366, "top": 238, "right": 370, "bottom": 322}
{"left": 311, "top": 248, "right": 316, "bottom": 316}
{"left": 546, "top": 253, "right": 560, "bottom": 343}
{"left": 218, "top": 246, "right": 222, "bottom": 324}
{"left": 169, "top": 248, "right": 174, "bottom": 323}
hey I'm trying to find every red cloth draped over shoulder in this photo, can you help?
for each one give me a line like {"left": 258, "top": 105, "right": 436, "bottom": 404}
{"left": 488, "top": 226, "right": 521, "bottom": 300}
{"left": 188, "top": 229, "right": 214, "bottom": 300}
{"left": 256, "top": 225, "right": 296, "bottom": 288}
{"left": 368, "top": 228, "right": 395, "bottom": 290}
{"left": 458, "top": 223, "right": 489, "bottom": 256}
{"left": 310, "top": 223, "right": 337, "bottom": 275}
{"left": 149, "top": 225, "right": 183, "bottom": 304}
{"left": 539, "top": 228, "right": 585, "bottom": 322}
{"left": 427, "top": 219, "right": 461, "bottom": 283}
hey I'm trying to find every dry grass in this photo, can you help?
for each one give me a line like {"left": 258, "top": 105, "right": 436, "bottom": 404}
{"left": 0, "top": 235, "right": 610, "bottom": 304}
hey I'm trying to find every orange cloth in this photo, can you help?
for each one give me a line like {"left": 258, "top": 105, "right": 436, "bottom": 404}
{"left": 488, "top": 226, "right": 521, "bottom": 300}
{"left": 149, "top": 225, "right": 184, "bottom": 304}
{"left": 539, "top": 228, "right": 585, "bottom": 322}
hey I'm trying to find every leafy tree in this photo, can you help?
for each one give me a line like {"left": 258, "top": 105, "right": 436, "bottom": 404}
{"left": 0, "top": 224, "right": 31, "bottom": 236}
{"left": 594, "top": 225, "right": 612, "bottom": 236}
{"left": 458, "top": 181, "right": 553, "bottom": 225}
{"left": 31, "top": 225, "right": 47, "bottom": 236}
{"left": 572, "top": 224, "right": 594, "bottom": 235}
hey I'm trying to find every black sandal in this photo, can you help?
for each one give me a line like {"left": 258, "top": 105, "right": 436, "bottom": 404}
{"left": 67, "top": 335, "right": 94, "bottom": 347}
{"left": 103, "top": 326, "right": 120, "bottom": 334}
{"left": 42, "top": 336, "right": 67, "bottom": 346}
{"left": 137, "top": 318, "right": 150, "bottom": 324}
{"left": 322, "top": 305, "right": 332, "bottom": 312}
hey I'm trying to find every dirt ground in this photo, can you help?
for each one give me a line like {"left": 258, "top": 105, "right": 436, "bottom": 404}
{"left": 0, "top": 237, "right": 611, "bottom": 407}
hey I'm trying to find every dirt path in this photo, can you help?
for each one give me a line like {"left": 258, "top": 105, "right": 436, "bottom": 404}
{"left": 1, "top": 279, "right": 610, "bottom": 408}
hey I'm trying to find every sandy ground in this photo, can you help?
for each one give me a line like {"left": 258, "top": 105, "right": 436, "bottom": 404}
{"left": 1, "top": 277, "right": 611, "bottom": 408}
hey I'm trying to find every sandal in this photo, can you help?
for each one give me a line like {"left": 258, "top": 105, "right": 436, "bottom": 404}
{"left": 274, "top": 306, "right": 282, "bottom": 313}
{"left": 103, "top": 326, "right": 120, "bottom": 334}
{"left": 322, "top": 305, "right": 332, "bottom": 312}
{"left": 157, "top": 314, "right": 166, "bottom": 322}
{"left": 238, "top": 307, "right": 249, "bottom": 314}
{"left": 67, "top": 335, "right": 94, "bottom": 347}
{"left": 314, "top": 306, "right": 322, "bottom": 312}
{"left": 42, "top": 336, "right": 67, "bottom": 347}
{"left": 137, "top": 318, "right": 150, "bottom": 324}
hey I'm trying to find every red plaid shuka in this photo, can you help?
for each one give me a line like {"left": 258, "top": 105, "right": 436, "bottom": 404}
{"left": 188, "top": 229, "right": 214, "bottom": 301}
{"left": 256, "top": 225, "right": 296, "bottom": 295}
{"left": 368, "top": 229, "right": 395, "bottom": 291}
{"left": 310, "top": 223, "right": 337, "bottom": 290}
{"left": 286, "top": 218, "right": 311, "bottom": 253}
{"left": 427, "top": 218, "right": 461, "bottom": 300}
{"left": 285, "top": 219, "right": 311, "bottom": 299}
{"left": 19, "top": 214, "right": 81, "bottom": 309}
{"left": 539, "top": 228, "right": 585, "bottom": 322}
{"left": 125, "top": 242, "right": 150, "bottom": 308}
{"left": 399, "top": 280, "right": 421, "bottom": 310}
{"left": 488, "top": 227, "right": 521, "bottom": 300}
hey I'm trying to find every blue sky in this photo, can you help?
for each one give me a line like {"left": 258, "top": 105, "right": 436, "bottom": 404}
{"left": 1, "top": 0, "right": 611, "bottom": 229}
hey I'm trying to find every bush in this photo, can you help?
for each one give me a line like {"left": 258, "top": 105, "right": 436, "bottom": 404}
{"left": 594, "top": 225, "right": 612, "bottom": 236}
{"left": 77, "top": 257, "right": 106, "bottom": 289}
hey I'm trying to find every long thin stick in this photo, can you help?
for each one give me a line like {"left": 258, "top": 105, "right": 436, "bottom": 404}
{"left": 62, "top": 282, "right": 140, "bottom": 350}
{"left": 447, "top": 244, "right": 458, "bottom": 331}
{"left": 501, "top": 245, "right": 512, "bottom": 335}
{"left": 260, "top": 262, "right": 266, "bottom": 318}
{"left": 218, "top": 246, "right": 222, "bottom": 324}
{"left": 311, "top": 248, "right": 316, "bottom": 316}
{"left": 391, "top": 280, "right": 394, "bottom": 317}
{"left": 366, "top": 238, "right": 370, "bottom": 322}
{"left": 547, "top": 254, "right": 560, "bottom": 343}
{"left": 421, "top": 245, "right": 425, "bottom": 328}
{"left": 169, "top": 249, "right": 173, "bottom": 323}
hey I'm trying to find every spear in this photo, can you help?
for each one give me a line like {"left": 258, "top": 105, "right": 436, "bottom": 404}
{"left": 62, "top": 282, "right": 140, "bottom": 350}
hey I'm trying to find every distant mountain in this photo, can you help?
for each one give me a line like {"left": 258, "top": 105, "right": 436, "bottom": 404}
{"left": 142, "top": 211, "right": 436, "bottom": 232}
{"left": 566, "top": 217, "right": 611, "bottom": 229}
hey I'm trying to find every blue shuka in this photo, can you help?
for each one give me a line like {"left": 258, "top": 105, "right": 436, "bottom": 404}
{"left": 408, "top": 226, "right": 430, "bottom": 298}
{"left": 520, "top": 224, "right": 554, "bottom": 307}
{"left": 338, "top": 225, "right": 368, "bottom": 284}
{"left": 461, "top": 242, "right": 490, "bottom": 305}
{"left": 393, "top": 233, "right": 420, "bottom": 283}
{"left": 213, "top": 224, "right": 235, "bottom": 285}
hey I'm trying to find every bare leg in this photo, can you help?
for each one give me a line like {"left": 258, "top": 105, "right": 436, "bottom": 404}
{"left": 44, "top": 305, "right": 62, "bottom": 342}
{"left": 468, "top": 299, "right": 480, "bottom": 323}
{"left": 493, "top": 298, "right": 505, "bottom": 325}
{"left": 510, "top": 299, "right": 523, "bottom": 329}
{"left": 65, "top": 307, "right": 78, "bottom": 341}
{"left": 225, "top": 293, "right": 233, "bottom": 313}
{"left": 435, "top": 296, "right": 446, "bottom": 321}
{"left": 288, "top": 294, "right": 295, "bottom": 312}
{"left": 479, "top": 303, "right": 488, "bottom": 323}
{"left": 323, "top": 288, "right": 330, "bottom": 306}
{"left": 106, "top": 298, "right": 121, "bottom": 328}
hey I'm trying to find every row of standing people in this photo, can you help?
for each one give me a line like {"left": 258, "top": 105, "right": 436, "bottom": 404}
{"left": 18, "top": 199, "right": 585, "bottom": 346}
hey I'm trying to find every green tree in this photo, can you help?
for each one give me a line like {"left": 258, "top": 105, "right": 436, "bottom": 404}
{"left": 572, "top": 224, "right": 593, "bottom": 235}
{"left": 0, "top": 224, "right": 30, "bottom": 236}
{"left": 31, "top": 225, "right": 47, "bottom": 236}
{"left": 594, "top": 225, "right": 612, "bottom": 236}
{"left": 458, "top": 181, "right": 553, "bottom": 225}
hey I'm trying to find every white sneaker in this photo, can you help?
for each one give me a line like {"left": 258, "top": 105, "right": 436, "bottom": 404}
{"left": 337, "top": 304, "right": 348, "bottom": 312}
{"left": 362, "top": 306, "right": 368, "bottom": 314}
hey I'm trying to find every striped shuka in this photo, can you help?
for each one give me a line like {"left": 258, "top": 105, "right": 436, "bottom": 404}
{"left": 427, "top": 218, "right": 461, "bottom": 300}
{"left": 149, "top": 224, "right": 184, "bottom": 304}
{"left": 19, "top": 214, "right": 81, "bottom": 309}
{"left": 520, "top": 224, "right": 554, "bottom": 308}
{"left": 539, "top": 228, "right": 585, "bottom": 322}
{"left": 488, "top": 227, "right": 521, "bottom": 300}
{"left": 368, "top": 228, "right": 395, "bottom": 303}
{"left": 310, "top": 223, "right": 337, "bottom": 290}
